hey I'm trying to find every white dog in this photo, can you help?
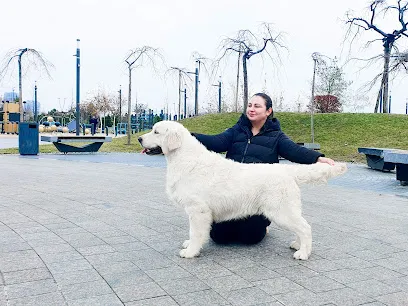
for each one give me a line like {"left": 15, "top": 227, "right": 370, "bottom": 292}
{"left": 139, "top": 121, "right": 347, "bottom": 260}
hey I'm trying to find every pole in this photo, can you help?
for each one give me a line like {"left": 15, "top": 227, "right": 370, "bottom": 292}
{"left": 178, "top": 70, "right": 181, "bottom": 120}
{"left": 119, "top": 85, "right": 122, "bottom": 122}
{"left": 184, "top": 88, "right": 187, "bottom": 119}
{"left": 218, "top": 80, "right": 222, "bottom": 113}
{"left": 235, "top": 52, "right": 241, "bottom": 112}
{"left": 388, "top": 94, "right": 391, "bottom": 114}
{"left": 34, "top": 81, "right": 38, "bottom": 122}
{"left": 310, "top": 54, "right": 317, "bottom": 143}
{"left": 194, "top": 64, "right": 199, "bottom": 116}
{"left": 75, "top": 39, "right": 80, "bottom": 136}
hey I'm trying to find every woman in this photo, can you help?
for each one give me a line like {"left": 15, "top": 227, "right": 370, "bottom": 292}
{"left": 192, "top": 92, "right": 334, "bottom": 245}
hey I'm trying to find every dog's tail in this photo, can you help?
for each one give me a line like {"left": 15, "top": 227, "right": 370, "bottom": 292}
{"left": 288, "top": 162, "right": 347, "bottom": 185}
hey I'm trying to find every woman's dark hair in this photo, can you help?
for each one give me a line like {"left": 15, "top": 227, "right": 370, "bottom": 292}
{"left": 252, "top": 93, "right": 274, "bottom": 118}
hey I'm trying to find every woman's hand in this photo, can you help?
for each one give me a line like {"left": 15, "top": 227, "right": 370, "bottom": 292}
{"left": 317, "top": 156, "right": 335, "bottom": 166}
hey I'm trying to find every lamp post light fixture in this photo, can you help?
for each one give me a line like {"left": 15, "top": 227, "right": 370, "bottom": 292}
{"left": 310, "top": 52, "right": 319, "bottom": 144}
{"left": 75, "top": 39, "right": 80, "bottom": 136}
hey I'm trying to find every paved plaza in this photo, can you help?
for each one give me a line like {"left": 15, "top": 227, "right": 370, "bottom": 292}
{"left": 0, "top": 152, "right": 408, "bottom": 306}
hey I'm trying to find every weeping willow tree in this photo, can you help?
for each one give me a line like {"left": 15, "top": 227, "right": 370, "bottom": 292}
{"left": 215, "top": 23, "right": 287, "bottom": 111}
{"left": 0, "top": 48, "right": 53, "bottom": 121}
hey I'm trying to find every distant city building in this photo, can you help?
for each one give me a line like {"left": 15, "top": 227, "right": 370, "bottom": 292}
{"left": 3, "top": 92, "right": 19, "bottom": 102}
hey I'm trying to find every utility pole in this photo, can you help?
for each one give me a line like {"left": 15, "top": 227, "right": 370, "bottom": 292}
{"left": 34, "top": 81, "right": 38, "bottom": 122}
{"left": 75, "top": 39, "right": 80, "bottom": 136}
{"left": 310, "top": 53, "right": 318, "bottom": 144}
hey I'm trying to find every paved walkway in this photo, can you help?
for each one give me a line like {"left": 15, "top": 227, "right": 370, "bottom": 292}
{"left": 0, "top": 154, "right": 407, "bottom": 306}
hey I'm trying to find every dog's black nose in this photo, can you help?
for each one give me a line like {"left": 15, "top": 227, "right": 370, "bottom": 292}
{"left": 138, "top": 137, "right": 143, "bottom": 144}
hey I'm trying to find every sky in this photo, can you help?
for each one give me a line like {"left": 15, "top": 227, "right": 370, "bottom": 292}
{"left": 1, "top": 0, "right": 407, "bottom": 115}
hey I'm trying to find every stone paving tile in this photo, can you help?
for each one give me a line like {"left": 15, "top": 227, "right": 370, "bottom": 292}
{"left": 253, "top": 277, "right": 303, "bottom": 295}
{"left": 52, "top": 269, "right": 103, "bottom": 286}
{"left": 126, "top": 295, "right": 178, "bottom": 306}
{"left": 46, "top": 258, "right": 93, "bottom": 275}
{"left": 144, "top": 265, "right": 192, "bottom": 281}
{"left": 67, "top": 294, "right": 123, "bottom": 306}
{"left": 316, "top": 287, "right": 375, "bottom": 306}
{"left": 93, "top": 261, "right": 141, "bottom": 276}
{"left": 6, "top": 279, "right": 59, "bottom": 299}
{"left": 113, "top": 282, "right": 167, "bottom": 303}
{"left": 230, "top": 264, "right": 281, "bottom": 282}
{"left": 7, "top": 292, "right": 67, "bottom": 306}
{"left": 157, "top": 276, "right": 210, "bottom": 295}
{"left": 293, "top": 275, "right": 345, "bottom": 293}
{"left": 103, "top": 270, "right": 153, "bottom": 288}
{"left": 346, "top": 279, "right": 402, "bottom": 298}
{"left": 274, "top": 288, "right": 330, "bottom": 306}
{"left": 60, "top": 280, "right": 113, "bottom": 301}
{"left": 220, "top": 287, "right": 276, "bottom": 306}
{"left": 376, "top": 291, "right": 408, "bottom": 306}
{"left": 3, "top": 267, "right": 52, "bottom": 285}
{"left": 172, "top": 289, "right": 229, "bottom": 305}
{"left": 204, "top": 274, "right": 253, "bottom": 293}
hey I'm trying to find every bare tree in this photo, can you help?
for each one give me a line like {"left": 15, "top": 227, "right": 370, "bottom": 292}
{"left": 346, "top": 0, "right": 408, "bottom": 113}
{"left": 215, "top": 23, "right": 287, "bottom": 111}
{"left": 314, "top": 56, "right": 352, "bottom": 112}
{"left": 124, "top": 46, "right": 164, "bottom": 144}
{"left": 0, "top": 48, "right": 53, "bottom": 122}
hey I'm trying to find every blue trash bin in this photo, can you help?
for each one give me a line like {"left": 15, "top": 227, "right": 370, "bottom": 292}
{"left": 19, "top": 122, "right": 39, "bottom": 155}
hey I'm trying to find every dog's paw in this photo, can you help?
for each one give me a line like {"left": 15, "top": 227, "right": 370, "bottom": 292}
{"left": 182, "top": 240, "right": 190, "bottom": 248}
{"left": 179, "top": 248, "right": 199, "bottom": 258}
{"left": 293, "top": 250, "right": 309, "bottom": 260}
{"left": 290, "top": 241, "right": 300, "bottom": 250}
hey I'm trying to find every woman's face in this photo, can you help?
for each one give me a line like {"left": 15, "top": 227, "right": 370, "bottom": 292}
{"left": 246, "top": 96, "right": 272, "bottom": 124}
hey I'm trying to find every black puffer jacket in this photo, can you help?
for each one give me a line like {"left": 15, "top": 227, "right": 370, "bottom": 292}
{"left": 193, "top": 114, "right": 323, "bottom": 164}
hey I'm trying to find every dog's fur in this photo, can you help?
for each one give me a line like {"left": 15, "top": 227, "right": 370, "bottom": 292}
{"left": 139, "top": 121, "right": 347, "bottom": 260}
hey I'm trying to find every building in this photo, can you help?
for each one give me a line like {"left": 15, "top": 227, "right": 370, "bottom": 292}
{"left": 2, "top": 92, "right": 19, "bottom": 102}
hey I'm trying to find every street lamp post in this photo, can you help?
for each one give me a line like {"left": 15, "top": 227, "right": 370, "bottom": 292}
{"left": 34, "top": 81, "right": 38, "bottom": 122}
{"left": 212, "top": 76, "right": 222, "bottom": 113}
{"left": 75, "top": 39, "right": 80, "bottom": 136}
{"left": 118, "top": 85, "right": 122, "bottom": 122}
{"left": 310, "top": 53, "right": 318, "bottom": 144}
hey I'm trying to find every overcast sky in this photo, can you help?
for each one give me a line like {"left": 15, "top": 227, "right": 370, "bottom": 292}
{"left": 1, "top": 0, "right": 407, "bottom": 115}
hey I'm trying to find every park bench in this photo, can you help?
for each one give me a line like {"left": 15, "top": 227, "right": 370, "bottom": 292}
{"left": 383, "top": 149, "right": 408, "bottom": 186}
{"left": 297, "top": 142, "right": 320, "bottom": 150}
{"left": 41, "top": 135, "right": 112, "bottom": 154}
{"left": 358, "top": 147, "right": 408, "bottom": 186}
{"left": 357, "top": 147, "right": 397, "bottom": 171}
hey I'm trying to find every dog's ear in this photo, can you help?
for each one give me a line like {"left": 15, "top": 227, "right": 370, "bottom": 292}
{"left": 162, "top": 130, "right": 182, "bottom": 154}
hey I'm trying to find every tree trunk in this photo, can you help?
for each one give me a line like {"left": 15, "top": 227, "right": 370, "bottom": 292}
{"left": 18, "top": 55, "right": 23, "bottom": 122}
{"left": 374, "top": 78, "right": 383, "bottom": 113}
{"left": 127, "top": 67, "right": 132, "bottom": 145}
{"left": 242, "top": 53, "right": 249, "bottom": 112}
{"left": 235, "top": 52, "right": 241, "bottom": 112}
{"left": 382, "top": 43, "right": 391, "bottom": 113}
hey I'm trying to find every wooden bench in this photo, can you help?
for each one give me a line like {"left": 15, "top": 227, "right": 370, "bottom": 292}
{"left": 383, "top": 149, "right": 408, "bottom": 186}
{"left": 357, "top": 147, "right": 397, "bottom": 171}
{"left": 41, "top": 135, "right": 112, "bottom": 154}
{"left": 297, "top": 142, "right": 320, "bottom": 150}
